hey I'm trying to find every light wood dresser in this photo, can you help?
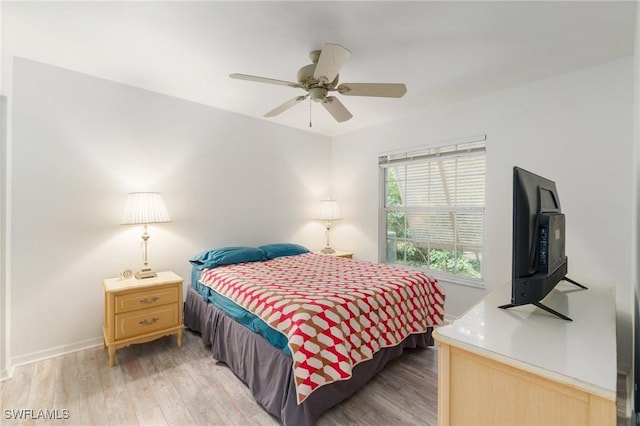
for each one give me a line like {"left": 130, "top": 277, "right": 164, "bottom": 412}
{"left": 433, "top": 281, "right": 616, "bottom": 426}
{"left": 103, "top": 271, "right": 183, "bottom": 367}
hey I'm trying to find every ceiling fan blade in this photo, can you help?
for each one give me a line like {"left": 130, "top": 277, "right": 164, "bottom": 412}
{"left": 338, "top": 83, "right": 407, "bottom": 98}
{"left": 321, "top": 96, "right": 353, "bottom": 123}
{"left": 230, "top": 73, "right": 301, "bottom": 88}
{"left": 264, "top": 95, "right": 309, "bottom": 117}
{"left": 313, "top": 43, "right": 351, "bottom": 84}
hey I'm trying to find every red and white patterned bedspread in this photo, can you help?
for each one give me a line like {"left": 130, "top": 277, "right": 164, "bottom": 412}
{"left": 199, "top": 253, "right": 445, "bottom": 404}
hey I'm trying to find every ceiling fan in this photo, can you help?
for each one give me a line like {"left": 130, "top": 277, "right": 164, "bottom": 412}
{"left": 230, "top": 43, "right": 407, "bottom": 124}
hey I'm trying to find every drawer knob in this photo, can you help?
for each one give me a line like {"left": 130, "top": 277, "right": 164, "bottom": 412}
{"left": 139, "top": 296, "right": 159, "bottom": 305}
{"left": 139, "top": 317, "right": 159, "bottom": 326}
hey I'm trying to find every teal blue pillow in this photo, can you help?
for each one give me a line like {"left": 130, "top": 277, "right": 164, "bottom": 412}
{"left": 258, "top": 243, "right": 309, "bottom": 259}
{"left": 189, "top": 246, "right": 267, "bottom": 269}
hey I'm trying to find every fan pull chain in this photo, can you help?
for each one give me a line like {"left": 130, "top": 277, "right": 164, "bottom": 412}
{"left": 309, "top": 97, "right": 312, "bottom": 128}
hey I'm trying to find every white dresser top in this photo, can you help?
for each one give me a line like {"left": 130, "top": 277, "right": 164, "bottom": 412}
{"left": 434, "top": 281, "right": 617, "bottom": 400}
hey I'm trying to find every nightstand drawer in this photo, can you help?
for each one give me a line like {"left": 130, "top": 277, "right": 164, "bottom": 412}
{"left": 115, "top": 304, "right": 180, "bottom": 340}
{"left": 115, "top": 286, "right": 179, "bottom": 314}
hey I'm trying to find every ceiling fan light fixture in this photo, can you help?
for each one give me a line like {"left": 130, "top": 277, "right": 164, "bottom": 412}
{"left": 297, "top": 65, "right": 339, "bottom": 89}
{"left": 309, "top": 87, "right": 328, "bottom": 101}
{"left": 230, "top": 42, "right": 407, "bottom": 124}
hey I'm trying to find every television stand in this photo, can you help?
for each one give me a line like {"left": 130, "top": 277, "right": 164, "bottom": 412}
{"left": 498, "top": 276, "right": 587, "bottom": 321}
{"left": 533, "top": 301, "right": 572, "bottom": 321}
{"left": 563, "top": 276, "right": 588, "bottom": 290}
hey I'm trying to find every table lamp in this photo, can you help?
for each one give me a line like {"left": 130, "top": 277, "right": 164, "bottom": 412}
{"left": 122, "top": 192, "right": 171, "bottom": 279}
{"left": 315, "top": 199, "right": 342, "bottom": 254}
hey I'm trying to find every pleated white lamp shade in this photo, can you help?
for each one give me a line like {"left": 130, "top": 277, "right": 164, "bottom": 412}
{"left": 315, "top": 199, "right": 342, "bottom": 221}
{"left": 122, "top": 192, "right": 171, "bottom": 225}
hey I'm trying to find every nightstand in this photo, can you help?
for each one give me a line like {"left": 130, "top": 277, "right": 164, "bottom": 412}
{"left": 317, "top": 250, "right": 353, "bottom": 259}
{"left": 103, "top": 271, "right": 183, "bottom": 367}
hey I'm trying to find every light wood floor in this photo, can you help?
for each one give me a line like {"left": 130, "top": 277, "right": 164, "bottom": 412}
{"left": 0, "top": 330, "right": 439, "bottom": 426}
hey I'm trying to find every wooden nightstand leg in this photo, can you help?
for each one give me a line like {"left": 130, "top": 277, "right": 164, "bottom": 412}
{"left": 177, "top": 329, "right": 183, "bottom": 348}
{"left": 108, "top": 345, "right": 116, "bottom": 367}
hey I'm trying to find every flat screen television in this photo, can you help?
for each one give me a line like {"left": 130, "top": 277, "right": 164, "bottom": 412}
{"left": 499, "top": 166, "right": 586, "bottom": 321}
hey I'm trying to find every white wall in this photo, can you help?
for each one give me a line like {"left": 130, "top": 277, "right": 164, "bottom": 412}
{"left": 331, "top": 57, "right": 635, "bottom": 368}
{"left": 633, "top": 2, "right": 640, "bottom": 417}
{"left": 8, "top": 58, "right": 331, "bottom": 363}
{"left": 0, "top": 95, "right": 6, "bottom": 379}
{"left": 0, "top": 0, "right": 10, "bottom": 379}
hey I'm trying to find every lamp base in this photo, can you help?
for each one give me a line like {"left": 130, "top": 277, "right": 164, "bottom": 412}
{"left": 135, "top": 268, "right": 157, "bottom": 279}
{"left": 321, "top": 247, "right": 336, "bottom": 254}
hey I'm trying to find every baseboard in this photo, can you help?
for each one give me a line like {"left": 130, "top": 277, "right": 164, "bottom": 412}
{"left": 9, "top": 336, "right": 103, "bottom": 373}
{"left": 0, "top": 369, "right": 9, "bottom": 381}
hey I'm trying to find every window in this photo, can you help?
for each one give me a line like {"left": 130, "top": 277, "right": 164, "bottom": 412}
{"left": 379, "top": 136, "right": 486, "bottom": 285}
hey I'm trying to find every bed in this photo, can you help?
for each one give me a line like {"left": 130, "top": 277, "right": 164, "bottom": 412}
{"left": 183, "top": 244, "right": 445, "bottom": 425}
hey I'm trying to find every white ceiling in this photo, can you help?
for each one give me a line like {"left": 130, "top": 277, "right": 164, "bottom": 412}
{"left": 2, "top": 1, "right": 636, "bottom": 137}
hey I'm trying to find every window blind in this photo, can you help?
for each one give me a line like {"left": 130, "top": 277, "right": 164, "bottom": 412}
{"left": 380, "top": 136, "right": 486, "bottom": 282}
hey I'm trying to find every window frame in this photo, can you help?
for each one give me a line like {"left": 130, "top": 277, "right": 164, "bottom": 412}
{"left": 378, "top": 135, "right": 487, "bottom": 288}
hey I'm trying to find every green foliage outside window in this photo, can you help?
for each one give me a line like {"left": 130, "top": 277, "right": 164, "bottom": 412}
{"left": 386, "top": 169, "right": 481, "bottom": 279}
{"left": 392, "top": 241, "right": 481, "bottom": 279}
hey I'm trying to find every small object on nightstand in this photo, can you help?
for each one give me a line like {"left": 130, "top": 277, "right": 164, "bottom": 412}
{"left": 102, "top": 271, "right": 183, "bottom": 367}
{"left": 316, "top": 250, "right": 353, "bottom": 259}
